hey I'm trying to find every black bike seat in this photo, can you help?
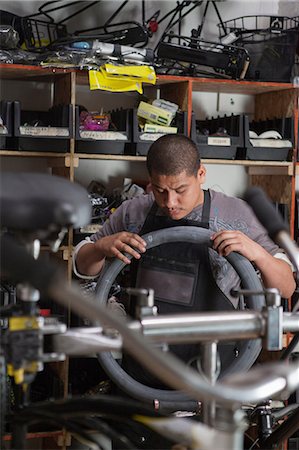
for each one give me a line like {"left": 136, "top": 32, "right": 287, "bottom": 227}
{"left": 0, "top": 172, "right": 91, "bottom": 231}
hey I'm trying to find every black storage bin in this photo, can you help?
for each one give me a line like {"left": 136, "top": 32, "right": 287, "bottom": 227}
{"left": 131, "top": 109, "right": 188, "bottom": 156}
{"left": 75, "top": 107, "right": 132, "bottom": 155}
{"left": 191, "top": 113, "right": 243, "bottom": 159}
{"left": 12, "top": 101, "right": 72, "bottom": 152}
{"left": 0, "top": 101, "right": 13, "bottom": 149}
{"left": 239, "top": 116, "right": 293, "bottom": 161}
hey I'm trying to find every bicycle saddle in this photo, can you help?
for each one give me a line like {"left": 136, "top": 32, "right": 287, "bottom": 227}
{"left": 0, "top": 172, "right": 91, "bottom": 231}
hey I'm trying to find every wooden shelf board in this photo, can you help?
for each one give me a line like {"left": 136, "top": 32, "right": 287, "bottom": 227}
{"left": 75, "top": 153, "right": 146, "bottom": 162}
{"left": 203, "top": 159, "right": 293, "bottom": 175}
{"left": 0, "top": 64, "right": 72, "bottom": 80}
{"left": 202, "top": 159, "right": 292, "bottom": 167}
{"left": 3, "top": 430, "right": 63, "bottom": 441}
{"left": 0, "top": 150, "right": 70, "bottom": 158}
{"left": 190, "top": 78, "right": 295, "bottom": 95}
{"left": 0, "top": 64, "right": 296, "bottom": 93}
{"left": 74, "top": 153, "right": 292, "bottom": 173}
{"left": 1, "top": 149, "right": 292, "bottom": 173}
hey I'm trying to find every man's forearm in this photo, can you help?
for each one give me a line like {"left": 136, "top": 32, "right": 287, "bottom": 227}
{"left": 258, "top": 256, "right": 295, "bottom": 299}
{"left": 76, "top": 242, "right": 106, "bottom": 277}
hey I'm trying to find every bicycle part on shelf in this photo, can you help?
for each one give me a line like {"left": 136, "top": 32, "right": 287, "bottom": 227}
{"left": 217, "top": 15, "right": 299, "bottom": 82}
{"left": 24, "top": 0, "right": 151, "bottom": 49}
{"left": 156, "top": 33, "right": 250, "bottom": 80}
{"left": 95, "top": 225, "right": 264, "bottom": 406}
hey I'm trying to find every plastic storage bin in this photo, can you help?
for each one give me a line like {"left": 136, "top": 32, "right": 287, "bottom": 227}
{"left": 239, "top": 116, "right": 293, "bottom": 161}
{"left": 191, "top": 113, "right": 244, "bottom": 159}
{"left": 75, "top": 107, "right": 132, "bottom": 154}
{"left": 13, "top": 101, "right": 72, "bottom": 152}
{"left": 131, "top": 109, "right": 188, "bottom": 156}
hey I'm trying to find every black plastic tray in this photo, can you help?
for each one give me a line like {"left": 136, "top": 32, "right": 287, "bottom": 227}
{"left": 13, "top": 101, "right": 72, "bottom": 152}
{"left": 191, "top": 113, "right": 244, "bottom": 159}
{"left": 239, "top": 116, "right": 293, "bottom": 161}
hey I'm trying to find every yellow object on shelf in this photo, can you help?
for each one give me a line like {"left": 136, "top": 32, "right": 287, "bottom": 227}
{"left": 137, "top": 101, "right": 174, "bottom": 126}
{"left": 89, "top": 64, "right": 156, "bottom": 94}
{"left": 104, "top": 63, "right": 156, "bottom": 84}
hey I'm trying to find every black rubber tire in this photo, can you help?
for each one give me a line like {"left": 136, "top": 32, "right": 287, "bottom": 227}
{"left": 95, "top": 226, "right": 264, "bottom": 405}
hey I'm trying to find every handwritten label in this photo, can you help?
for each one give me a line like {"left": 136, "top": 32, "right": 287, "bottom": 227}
{"left": 207, "top": 137, "right": 231, "bottom": 146}
{"left": 80, "top": 131, "right": 127, "bottom": 141}
{"left": 20, "top": 126, "right": 69, "bottom": 137}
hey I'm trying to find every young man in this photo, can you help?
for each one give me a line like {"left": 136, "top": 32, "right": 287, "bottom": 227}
{"left": 74, "top": 134, "right": 295, "bottom": 383}
{"left": 74, "top": 133, "right": 294, "bottom": 299}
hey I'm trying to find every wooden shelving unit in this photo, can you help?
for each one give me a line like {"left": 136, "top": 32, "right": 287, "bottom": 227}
{"left": 0, "top": 62, "right": 298, "bottom": 235}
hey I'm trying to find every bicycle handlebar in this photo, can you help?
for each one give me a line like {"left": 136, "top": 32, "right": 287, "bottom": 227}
{"left": 50, "top": 278, "right": 299, "bottom": 406}
{"left": 53, "top": 310, "right": 299, "bottom": 355}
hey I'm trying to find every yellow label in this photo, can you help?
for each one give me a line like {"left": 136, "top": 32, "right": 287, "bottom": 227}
{"left": 9, "top": 316, "right": 40, "bottom": 331}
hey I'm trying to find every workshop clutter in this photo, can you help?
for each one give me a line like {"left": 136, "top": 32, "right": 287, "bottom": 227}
{"left": 1, "top": 2, "right": 298, "bottom": 83}
{"left": 156, "top": 32, "right": 251, "bottom": 80}
{"left": 191, "top": 113, "right": 294, "bottom": 161}
{"left": 73, "top": 177, "right": 146, "bottom": 246}
{"left": 218, "top": 15, "right": 299, "bottom": 82}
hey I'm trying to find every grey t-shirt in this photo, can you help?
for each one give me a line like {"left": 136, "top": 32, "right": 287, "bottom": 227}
{"left": 76, "top": 189, "right": 281, "bottom": 305}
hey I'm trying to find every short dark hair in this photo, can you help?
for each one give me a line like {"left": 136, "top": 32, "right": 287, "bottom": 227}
{"left": 146, "top": 134, "right": 200, "bottom": 177}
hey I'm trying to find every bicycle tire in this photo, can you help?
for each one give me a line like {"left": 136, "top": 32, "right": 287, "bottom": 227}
{"left": 95, "top": 226, "right": 264, "bottom": 405}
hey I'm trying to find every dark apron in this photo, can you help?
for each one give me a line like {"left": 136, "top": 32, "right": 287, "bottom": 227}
{"left": 123, "top": 190, "right": 237, "bottom": 387}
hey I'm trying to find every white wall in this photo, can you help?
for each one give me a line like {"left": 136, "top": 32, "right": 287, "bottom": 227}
{"left": 0, "top": 0, "right": 296, "bottom": 197}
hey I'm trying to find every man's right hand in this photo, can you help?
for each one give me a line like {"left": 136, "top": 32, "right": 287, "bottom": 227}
{"left": 96, "top": 232, "right": 147, "bottom": 264}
